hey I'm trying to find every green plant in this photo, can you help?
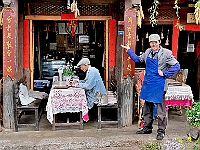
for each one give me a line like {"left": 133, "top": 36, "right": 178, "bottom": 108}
{"left": 63, "top": 68, "right": 74, "bottom": 76}
{"left": 186, "top": 101, "right": 200, "bottom": 127}
{"left": 62, "top": 61, "right": 75, "bottom": 76}
{"left": 148, "top": 0, "right": 159, "bottom": 27}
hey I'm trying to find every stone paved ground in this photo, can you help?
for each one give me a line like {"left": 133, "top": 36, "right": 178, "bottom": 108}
{"left": 0, "top": 108, "right": 199, "bottom": 150}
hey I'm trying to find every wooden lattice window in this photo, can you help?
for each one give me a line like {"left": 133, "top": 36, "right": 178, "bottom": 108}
{"left": 78, "top": 4, "right": 108, "bottom": 16}
{"left": 29, "top": 3, "right": 108, "bottom": 16}
{"left": 143, "top": 7, "right": 174, "bottom": 24}
{"left": 30, "top": 3, "right": 67, "bottom": 15}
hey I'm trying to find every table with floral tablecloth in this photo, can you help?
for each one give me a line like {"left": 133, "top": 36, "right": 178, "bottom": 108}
{"left": 46, "top": 84, "right": 89, "bottom": 124}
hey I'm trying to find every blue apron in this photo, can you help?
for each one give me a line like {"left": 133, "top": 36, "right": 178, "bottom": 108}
{"left": 140, "top": 51, "right": 165, "bottom": 103}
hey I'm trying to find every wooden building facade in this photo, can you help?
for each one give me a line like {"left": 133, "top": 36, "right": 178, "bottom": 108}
{"left": 1, "top": 0, "right": 200, "bottom": 130}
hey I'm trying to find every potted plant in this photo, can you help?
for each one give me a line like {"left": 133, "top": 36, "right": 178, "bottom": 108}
{"left": 63, "top": 68, "right": 74, "bottom": 76}
{"left": 62, "top": 65, "right": 74, "bottom": 81}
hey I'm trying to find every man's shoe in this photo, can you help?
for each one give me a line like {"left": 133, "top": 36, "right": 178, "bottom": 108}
{"left": 136, "top": 128, "right": 152, "bottom": 134}
{"left": 156, "top": 133, "right": 165, "bottom": 140}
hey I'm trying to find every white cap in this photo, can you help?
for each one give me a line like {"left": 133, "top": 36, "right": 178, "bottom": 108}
{"left": 77, "top": 58, "right": 90, "bottom": 67}
{"left": 149, "top": 34, "right": 160, "bottom": 42}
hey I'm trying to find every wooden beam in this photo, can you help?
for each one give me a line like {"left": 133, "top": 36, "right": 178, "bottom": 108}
{"left": 25, "top": 15, "right": 61, "bottom": 20}
{"left": 184, "top": 24, "right": 200, "bottom": 31}
{"left": 106, "top": 20, "right": 109, "bottom": 90}
{"left": 30, "top": 20, "right": 34, "bottom": 90}
{"left": 25, "top": 15, "right": 112, "bottom": 20}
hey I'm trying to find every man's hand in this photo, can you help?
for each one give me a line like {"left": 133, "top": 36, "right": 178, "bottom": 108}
{"left": 69, "top": 80, "right": 78, "bottom": 86}
{"left": 121, "top": 45, "right": 130, "bottom": 50}
{"left": 158, "top": 70, "right": 164, "bottom": 76}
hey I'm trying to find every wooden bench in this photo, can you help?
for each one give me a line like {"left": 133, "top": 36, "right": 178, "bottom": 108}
{"left": 97, "top": 80, "right": 121, "bottom": 129}
{"left": 13, "top": 77, "right": 44, "bottom": 131}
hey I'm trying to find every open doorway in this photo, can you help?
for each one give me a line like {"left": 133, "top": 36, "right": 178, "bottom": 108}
{"left": 178, "top": 31, "right": 200, "bottom": 100}
{"left": 33, "top": 20, "right": 105, "bottom": 83}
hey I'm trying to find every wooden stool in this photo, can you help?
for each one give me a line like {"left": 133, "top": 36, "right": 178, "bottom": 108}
{"left": 97, "top": 103, "right": 120, "bottom": 129}
{"left": 97, "top": 91, "right": 120, "bottom": 129}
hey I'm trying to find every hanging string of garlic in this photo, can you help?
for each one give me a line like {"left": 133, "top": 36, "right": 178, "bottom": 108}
{"left": 173, "top": 0, "right": 184, "bottom": 31}
{"left": 0, "top": 6, "right": 4, "bottom": 27}
{"left": 194, "top": 0, "right": 200, "bottom": 24}
{"left": 136, "top": 5, "right": 144, "bottom": 28}
{"left": 173, "top": 0, "right": 180, "bottom": 20}
{"left": 148, "top": 0, "right": 159, "bottom": 27}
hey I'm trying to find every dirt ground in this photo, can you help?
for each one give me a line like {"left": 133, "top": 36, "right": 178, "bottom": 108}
{"left": 0, "top": 106, "right": 199, "bottom": 149}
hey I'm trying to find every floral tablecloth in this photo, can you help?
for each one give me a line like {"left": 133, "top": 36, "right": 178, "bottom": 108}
{"left": 165, "top": 80, "right": 194, "bottom": 110}
{"left": 46, "top": 87, "right": 89, "bottom": 124}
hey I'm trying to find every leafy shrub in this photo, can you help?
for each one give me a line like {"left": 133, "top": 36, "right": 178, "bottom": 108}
{"left": 186, "top": 102, "right": 200, "bottom": 127}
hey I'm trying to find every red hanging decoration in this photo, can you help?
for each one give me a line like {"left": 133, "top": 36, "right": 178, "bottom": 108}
{"left": 67, "top": 20, "right": 78, "bottom": 36}
{"left": 109, "top": 20, "right": 116, "bottom": 67}
{"left": 23, "top": 20, "right": 29, "bottom": 69}
{"left": 172, "top": 19, "right": 179, "bottom": 59}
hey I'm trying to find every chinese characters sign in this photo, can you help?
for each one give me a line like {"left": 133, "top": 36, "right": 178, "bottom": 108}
{"left": 123, "top": 8, "right": 136, "bottom": 78}
{"left": 3, "top": 7, "right": 15, "bottom": 79}
{"left": 109, "top": 20, "right": 116, "bottom": 67}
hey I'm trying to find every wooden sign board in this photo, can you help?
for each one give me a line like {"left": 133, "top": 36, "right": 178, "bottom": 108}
{"left": 3, "top": 7, "right": 15, "bottom": 79}
{"left": 123, "top": 8, "right": 137, "bottom": 78}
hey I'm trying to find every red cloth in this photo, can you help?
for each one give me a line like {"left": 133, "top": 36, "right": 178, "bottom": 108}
{"left": 165, "top": 99, "right": 192, "bottom": 110}
{"left": 137, "top": 70, "right": 145, "bottom": 91}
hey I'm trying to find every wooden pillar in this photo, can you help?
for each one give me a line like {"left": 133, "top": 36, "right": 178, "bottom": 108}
{"left": 30, "top": 20, "right": 34, "bottom": 90}
{"left": 105, "top": 20, "right": 109, "bottom": 90}
{"left": 23, "top": 20, "right": 31, "bottom": 89}
{"left": 116, "top": 23, "right": 123, "bottom": 127}
{"left": 108, "top": 19, "right": 117, "bottom": 89}
{"left": 172, "top": 19, "right": 179, "bottom": 59}
{"left": 115, "top": 0, "right": 138, "bottom": 127}
{"left": 2, "top": 0, "right": 18, "bottom": 130}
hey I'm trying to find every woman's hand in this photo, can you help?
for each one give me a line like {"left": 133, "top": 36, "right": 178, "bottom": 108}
{"left": 121, "top": 45, "right": 130, "bottom": 50}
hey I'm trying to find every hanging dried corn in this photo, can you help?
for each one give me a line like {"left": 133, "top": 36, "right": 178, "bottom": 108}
{"left": 194, "top": 0, "right": 200, "bottom": 24}
{"left": 136, "top": 5, "right": 144, "bottom": 28}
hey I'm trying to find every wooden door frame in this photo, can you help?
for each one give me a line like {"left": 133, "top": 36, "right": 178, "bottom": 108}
{"left": 25, "top": 15, "right": 112, "bottom": 90}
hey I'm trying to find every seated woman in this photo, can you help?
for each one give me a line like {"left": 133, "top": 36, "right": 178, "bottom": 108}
{"left": 70, "top": 58, "right": 108, "bottom": 109}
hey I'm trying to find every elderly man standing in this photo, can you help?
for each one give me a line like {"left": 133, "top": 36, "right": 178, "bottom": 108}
{"left": 71, "top": 57, "right": 108, "bottom": 109}
{"left": 121, "top": 34, "right": 180, "bottom": 140}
